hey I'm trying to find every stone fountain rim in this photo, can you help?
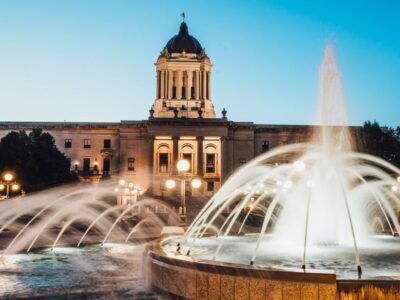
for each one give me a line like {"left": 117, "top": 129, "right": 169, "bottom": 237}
{"left": 146, "top": 237, "right": 338, "bottom": 284}
{"left": 148, "top": 236, "right": 400, "bottom": 285}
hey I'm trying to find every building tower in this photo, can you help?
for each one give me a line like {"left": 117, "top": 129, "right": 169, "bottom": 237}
{"left": 152, "top": 21, "right": 216, "bottom": 118}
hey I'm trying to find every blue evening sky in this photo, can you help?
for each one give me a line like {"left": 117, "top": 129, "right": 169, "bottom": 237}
{"left": 0, "top": 1, "right": 399, "bottom": 126}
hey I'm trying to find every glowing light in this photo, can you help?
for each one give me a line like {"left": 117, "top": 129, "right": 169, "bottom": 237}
{"left": 391, "top": 185, "right": 398, "bottom": 192}
{"left": 128, "top": 182, "right": 134, "bottom": 188}
{"left": 293, "top": 160, "right": 306, "bottom": 172}
{"left": 165, "top": 179, "right": 176, "bottom": 189}
{"left": 0, "top": 184, "right": 5, "bottom": 191}
{"left": 114, "top": 188, "right": 119, "bottom": 193}
{"left": 177, "top": 160, "right": 190, "bottom": 172}
{"left": 276, "top": 180, "right": 282, "bottom": 187}
{"left": 191, "top": 179, "right": 202, "bottom": 189}
{"left": 118, "top": 179, "right": 126, "bottom": 186}
{"left": 124, "top": 188, "right": 130, "bottom": 194}
{"left": 4, "top": 173, "right": 13, "bottom": 182}
{"left": 11, "top": 184, "right": 19, "bottom": 191}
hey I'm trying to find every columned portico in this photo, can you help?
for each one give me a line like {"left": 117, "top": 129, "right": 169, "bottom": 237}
{"left": 152, "top": 21, "right": 215, "bottom": 119}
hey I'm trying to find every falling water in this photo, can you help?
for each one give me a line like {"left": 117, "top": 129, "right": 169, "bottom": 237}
{"left": 173, "top": 45, "right": 400, "bottom": 278}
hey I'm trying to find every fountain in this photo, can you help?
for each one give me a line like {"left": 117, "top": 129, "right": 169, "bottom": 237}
{"left": 145, "top": 45, "right": 400, "bottom": 299}
{"left": 0, "top": 181, "right": 181, "bottom": 298}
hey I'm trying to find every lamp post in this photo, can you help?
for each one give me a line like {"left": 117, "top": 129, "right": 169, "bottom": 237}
{"left": 0, "top": 172, "right": 20, "bottom": 200}
{"left": 166, "top": 159, "right": 202, "bottom": 217}
{"left": 114, "top": 179, "right": 143, "bottom": 206}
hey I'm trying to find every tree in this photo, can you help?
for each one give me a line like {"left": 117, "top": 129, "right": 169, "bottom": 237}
{"left": 0, "top": 128, "right": 76, "bottom": 191}
{"left": 357, "top": 121, "right": 400, "bottom": 167}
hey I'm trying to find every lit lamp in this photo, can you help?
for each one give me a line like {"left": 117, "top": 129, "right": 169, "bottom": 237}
{"left": 114, "top": 179, "right": 142, "bottom": 206}
{"left": 1, "top": 172, "right": 20, "bottom": 199}
{"left": 166, "top": 160, "right": 201, "bottom": 217}
{"left": 177, "top": 159, "right": 190, "bottom": 173}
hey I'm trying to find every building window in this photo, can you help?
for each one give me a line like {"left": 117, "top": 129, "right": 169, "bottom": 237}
{"left": 207, "top": 181, "right": 214, "bottom": 192}
{"left": 261, "top": 141, "right": 269, "bottom": 153}
{"left": 83, "top": 158, "right": 90, "bottom": 172}
{"left": 159, "top": 153, "right": 169, "bottom": 173}
{"left": 84, "top": 139, "right": 91, "bottom": 149}
{"left": 182, "top": 87, "right": 186, "bottom": 99}
{"left": 104, "top": 139, "right": 111, "bottom": 149}
{"left": 182, "top": 153, "right": 192, "bottom": 172}
{"left": 239, "top": 158, "right": 246, "bottom": 165}
{"left": 103, "top": 157, "right": 110, "bottom": 173}
{"left": 191, "top": 86, "right": 195, "bottom": 99}
{"left": 64, "top": 139, "right": 72, "bottom": 148}
{"left": 206, "top": 153, "right": 216, "bottom": 173}
{"left": 172, "top": 86, "right": 176, "bottom": 99}
{"left": 128, "top": 157, "right": 135, "bottom": 171}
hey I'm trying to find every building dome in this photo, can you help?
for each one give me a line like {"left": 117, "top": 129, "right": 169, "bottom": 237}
{"left": 165, "top": 22, "right": 203, "bottom": 54}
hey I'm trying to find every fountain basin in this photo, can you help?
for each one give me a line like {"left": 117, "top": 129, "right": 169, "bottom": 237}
{"left": 145, "top": 238, "right": 400, "bottom": 299}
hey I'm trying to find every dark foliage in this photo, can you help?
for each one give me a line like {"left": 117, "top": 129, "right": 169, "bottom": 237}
{"left": 357, "top": 121, "right": 400, "bottom": 167}
{"left": 0, "top": 128, "right": 76, "bottom": 191}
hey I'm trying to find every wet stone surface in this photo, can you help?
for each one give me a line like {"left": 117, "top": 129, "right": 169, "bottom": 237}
{"left": 0, "top": 243, "right": 170, "bottom": 299}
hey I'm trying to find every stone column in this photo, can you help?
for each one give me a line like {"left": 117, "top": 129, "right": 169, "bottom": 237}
{"left": 148, "top": 135, "right": 155, "bottom": 194}
{"left": 156, "top": 71, "right": 160, "bottom": 99}
{"left": 172, "top": 136, "right": 179, "bottom": 175}
{"left": 202, "top": 71, "right": 207, "bottom": 100}
{"left": 177, "top": 70, "right": 182, "bottom": 100}
{"left": 168, "top": 71, "right": 173, "bottom": 100}
{"left": 187, "top": 71, "right": 193, "bottom": 100}
{"left": 197, "top": 136, "right": 204, "bottom": 176}
{"left": 207, "top": 71, "right": 211, "bottom": 100}
{"left": 195, "top": 70, "right": 200, "bottom": 100}
{"left": 160, "top": 71, "right": 165, "bottom": 99}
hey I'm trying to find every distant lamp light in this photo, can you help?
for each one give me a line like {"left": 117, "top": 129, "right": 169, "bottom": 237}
{"left": 114, "top": 188, "right": 119, "bottom": 193}
{"left": 124, "top": 188, "right": 130, "bottom": 194}
{"left": 165, "top": 179, "right": 176, "bottom": 189}
{"left": 119, "top": 179, "right": 126, "bottom": 186}
{"left": 0, "top": 184, "right": 5, "bottom": 191}
{"left": 293, "top": 160, "right": 306, "bottom": 172}
{"left": 177, "top": 160, "right": 190, "bottom": 172}
{"left": 391, "top": 185, "right": 398, "bottom": 192}
{"left": 191, "top": 179, "right": 202, "bottom": 189}
{"left": 4, "top": 173, "right": 13, "bottom": 182}
{"left": 128, "top": 182, "right": 134, "bottom": 188}
{"left": 11, "top": 184, "right": 19, "bottom": 191}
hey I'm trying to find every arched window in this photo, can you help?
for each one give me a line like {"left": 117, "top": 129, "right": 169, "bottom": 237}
{"left": 181, "top": 143, "right": 194, "bottom": 172}
{"left": 204, "top": 143, "right": 217, "bottom": 174}
{"left": 157, "top": 144, "right": 170, "bottom": 173}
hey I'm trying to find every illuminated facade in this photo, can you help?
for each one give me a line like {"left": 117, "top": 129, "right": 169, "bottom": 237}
{"left": 0, "top": 20, "right": 312, "bottom": 199}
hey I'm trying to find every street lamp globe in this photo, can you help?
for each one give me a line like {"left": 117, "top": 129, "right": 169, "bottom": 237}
{"left": 0, "top": 184, "right": 5, "bottom": 191}
{"left": 11, "top": 184, "right": 19, "bottom": 191}
{"left": 119, "top": 179, "right": 126, "bottom": 186}
{"left": 165, "top": 179, "right": 176, "bottom": 189}
{"left": 4, "top": 173, "right": 13, "bottom": 182}
{"left": 177, "top": 160, "right": 190, "bottom": 172}
{"left": 191, "top": 179, "right": 202, "bottom": 189}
